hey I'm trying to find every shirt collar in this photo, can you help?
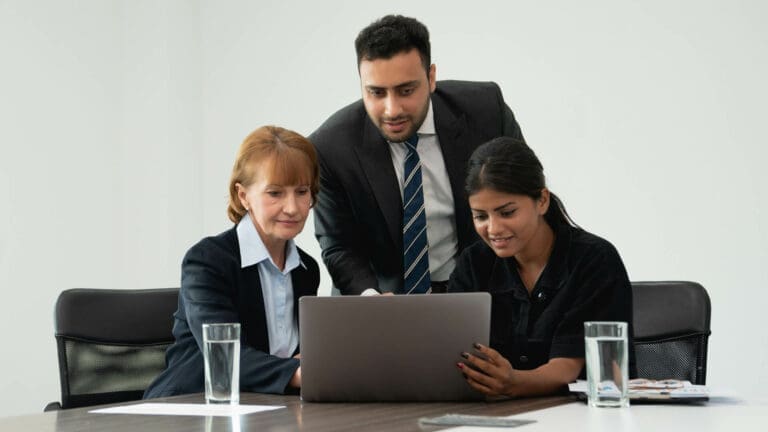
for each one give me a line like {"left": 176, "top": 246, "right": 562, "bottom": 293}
{"left": 236, "top": 213, "right": 305, "bottom": 273}
{"left": 417, "top": 100, "right": 436, "bottom": 135}
{"left": 491, "top": 222, "right": 572, "bottom": 297}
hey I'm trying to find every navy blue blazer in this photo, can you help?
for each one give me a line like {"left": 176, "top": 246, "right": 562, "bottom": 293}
{"left": 143, "top": 226, "right": 319, "bottom": 399}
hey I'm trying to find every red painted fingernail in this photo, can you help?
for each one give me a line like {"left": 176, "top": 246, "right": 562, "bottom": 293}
{"left": 473, "top": 343, "right": 482, "bottom": 350}
{"left": 456, "top": 362, "right": 464, "bottom": 369}
{"left": 461, "top": 352, "right": 469, "bottom": 359}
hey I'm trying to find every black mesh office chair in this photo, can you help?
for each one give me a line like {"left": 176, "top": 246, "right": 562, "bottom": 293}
{"left": 631, "top": 281, "right": 711, "bottom": 384}
{"left": 45, "top": 288, "right": 179, "bottom": 410}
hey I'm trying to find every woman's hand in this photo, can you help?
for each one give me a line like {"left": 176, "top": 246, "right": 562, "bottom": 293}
{"left": 457, "top": 343, "right": 518, "bottom": 397}
{"left": 458, "top": 344, "right": 585, "bottom": 398}
{"left": 289, "top": 353, "right": 302, "bottom": 388}
{"left": 289, "top": 366, "right": 301, "bottom": 388}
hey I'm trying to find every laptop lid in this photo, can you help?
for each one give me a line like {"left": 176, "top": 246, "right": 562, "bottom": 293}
{"left": 299, "top": 292, "right": 491, "bottom": 402}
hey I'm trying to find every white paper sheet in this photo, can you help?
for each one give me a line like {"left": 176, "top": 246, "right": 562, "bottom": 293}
{"left": 90, "top": 402, "right": 284, "bottom": 417}
{"left": 568, "top": 379, "right": 710, "bottom": 399}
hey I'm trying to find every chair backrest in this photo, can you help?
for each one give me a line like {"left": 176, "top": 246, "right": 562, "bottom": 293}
{"left": 631, "top": 281, "right": 711, "bottom": 384}
{"left": 53, "top": 288, "right": 179, "bottom": 409}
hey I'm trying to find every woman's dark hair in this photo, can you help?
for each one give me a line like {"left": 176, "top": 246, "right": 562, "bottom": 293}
{"left": 465, "top": 137, "right": 577, "bottom": 228}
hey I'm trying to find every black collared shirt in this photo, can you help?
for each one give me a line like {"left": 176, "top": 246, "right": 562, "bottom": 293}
{"left": 448, "top": 223, "right": 635, "bottom": 375}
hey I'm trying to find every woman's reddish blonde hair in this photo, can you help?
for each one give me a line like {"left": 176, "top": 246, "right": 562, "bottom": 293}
{"left": 227, "top": 125, "right": 319, "bottom": 223}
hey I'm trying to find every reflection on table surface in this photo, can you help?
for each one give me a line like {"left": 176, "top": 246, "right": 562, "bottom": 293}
{"left": 0, "top": 392, "right": 574, "bottom": 432}
{"left": 3, "top": 392, "right": 763, "bottom": 432}
{"left": 488, "top": 396, "right": 768, "bottom": 432}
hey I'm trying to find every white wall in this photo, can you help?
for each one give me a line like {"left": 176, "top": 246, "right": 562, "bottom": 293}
{"left": 1, "top": 0, "right": 766, "bottom": 417}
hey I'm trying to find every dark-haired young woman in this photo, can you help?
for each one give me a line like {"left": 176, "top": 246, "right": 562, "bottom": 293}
{"left": 449, "top": 137, "right": 635, "bottom": 398}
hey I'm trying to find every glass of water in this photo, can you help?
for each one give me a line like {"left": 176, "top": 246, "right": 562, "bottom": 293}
{"left": 584, "top": 321, "right": 629, "bottom": 408}
{"left": 203, "top": 323, "right": 241, "bottom": 404}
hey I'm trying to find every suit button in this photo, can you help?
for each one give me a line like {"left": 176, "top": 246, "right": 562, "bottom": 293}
{"left": 519, "top": 355, "right": 529, "bottom": 363}
{"left": 536, "top": 292, "right": 546, "bottom": 302}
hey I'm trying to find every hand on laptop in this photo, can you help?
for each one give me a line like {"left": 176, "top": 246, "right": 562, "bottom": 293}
{"left": 457, "top": 343, "right": 517, "bottom": 397}
{"left": 289, "top": 366, "right": 302, "bottom": 389}
{"left": 289, "top": 353, "right": 302, "bottom": 388}
{"left": 361, "top": 288, "right": 394, "bottom": 296}
{"left": 457, "top": 343, "right": 584, "bottom": 398}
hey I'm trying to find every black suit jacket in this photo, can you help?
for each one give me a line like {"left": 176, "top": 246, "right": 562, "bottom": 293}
{"left": 143, "top": 227, "right": 319, "bottom": 399}
{"left": 310, "top": 80, "right": 524, "bottom": 295}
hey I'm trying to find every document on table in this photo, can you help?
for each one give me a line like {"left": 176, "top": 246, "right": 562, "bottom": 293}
{"left": 569, "top": 379, "right": 710, "bottom": 401}
{"left": 90, "top": 403, "right": 285, "bottom": 417}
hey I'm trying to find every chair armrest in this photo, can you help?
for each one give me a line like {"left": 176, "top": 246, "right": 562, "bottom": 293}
{"left": 44, "top": 401, "right": 62, "bottom": 412}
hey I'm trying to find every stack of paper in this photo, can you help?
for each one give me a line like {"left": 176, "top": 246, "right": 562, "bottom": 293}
{"left": 627, "top": 379, "right": 709, "bottom": 399}
{"left": 569, "top": 379, "right": 710, "bottom": 401}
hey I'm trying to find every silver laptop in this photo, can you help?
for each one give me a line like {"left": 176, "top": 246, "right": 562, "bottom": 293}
{"left": 299, "top": 292, "right": 491, "bottom": 402}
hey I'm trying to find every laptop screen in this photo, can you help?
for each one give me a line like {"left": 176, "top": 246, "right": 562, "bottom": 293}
{"left": 299, "top": 292, "right": 491, "bottom": 402}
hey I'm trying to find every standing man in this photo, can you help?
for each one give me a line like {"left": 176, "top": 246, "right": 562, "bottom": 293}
{"left": 310, "top": 15, "right": 524, "bottom": 295}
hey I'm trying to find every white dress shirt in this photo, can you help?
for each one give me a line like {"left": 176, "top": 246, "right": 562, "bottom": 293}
{"left": 236, "top": 213, "right": 305, "bottom": 358}
{"left": 388, "top": 101, "right": 458, "bottom": 283}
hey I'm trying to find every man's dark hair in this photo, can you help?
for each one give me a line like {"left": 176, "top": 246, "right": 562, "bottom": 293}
{"left": 355, "top": 15, "right": 431, "bottom": 72}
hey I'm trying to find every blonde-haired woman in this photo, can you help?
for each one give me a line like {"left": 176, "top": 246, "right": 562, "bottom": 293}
{"left": 145, "top": 126, "right": 320, "bottom": 398}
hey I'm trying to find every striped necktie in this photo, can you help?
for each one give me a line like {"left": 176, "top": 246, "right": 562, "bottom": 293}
{"left": 402, "top": 134, "right": 431, "bottom": 294}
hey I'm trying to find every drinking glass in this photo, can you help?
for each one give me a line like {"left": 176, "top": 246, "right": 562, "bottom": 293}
{"left": 203, "top": 323, "right": 241, "bottom": 404}
{"left": 584, "top": 321, "right": 629, "bottom": 407}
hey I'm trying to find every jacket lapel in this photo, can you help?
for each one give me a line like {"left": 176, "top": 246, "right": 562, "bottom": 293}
{"left": 353, "top": 118, "right": 403, "bottom": 250}
{"left": 432, "top": 93, "right": 477, "bottom": 249}
{"left": 290, "top": 262, "right": 315, "bottom": 322}
{"left": 239, "top": 264, "right": 270, "bottom": 351}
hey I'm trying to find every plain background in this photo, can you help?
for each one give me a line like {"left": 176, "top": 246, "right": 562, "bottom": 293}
{"left": 1, "top": 0, "right": 766, "bottom": 417}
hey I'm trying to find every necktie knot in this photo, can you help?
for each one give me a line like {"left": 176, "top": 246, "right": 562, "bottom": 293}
{"left": 405, "top": 134, "right": 419, "bottom": 152}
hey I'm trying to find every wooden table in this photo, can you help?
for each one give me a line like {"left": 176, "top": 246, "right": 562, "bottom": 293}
{"left": 0, "top": 393, "right": 576, "bottom": 432}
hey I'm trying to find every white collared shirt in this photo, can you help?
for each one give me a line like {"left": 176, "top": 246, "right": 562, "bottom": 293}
{"left": 388, "top": 101, "right": 458, "bottom": 283}
{"left": 236, "top": 213, "right": 305, "bottom": 358}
